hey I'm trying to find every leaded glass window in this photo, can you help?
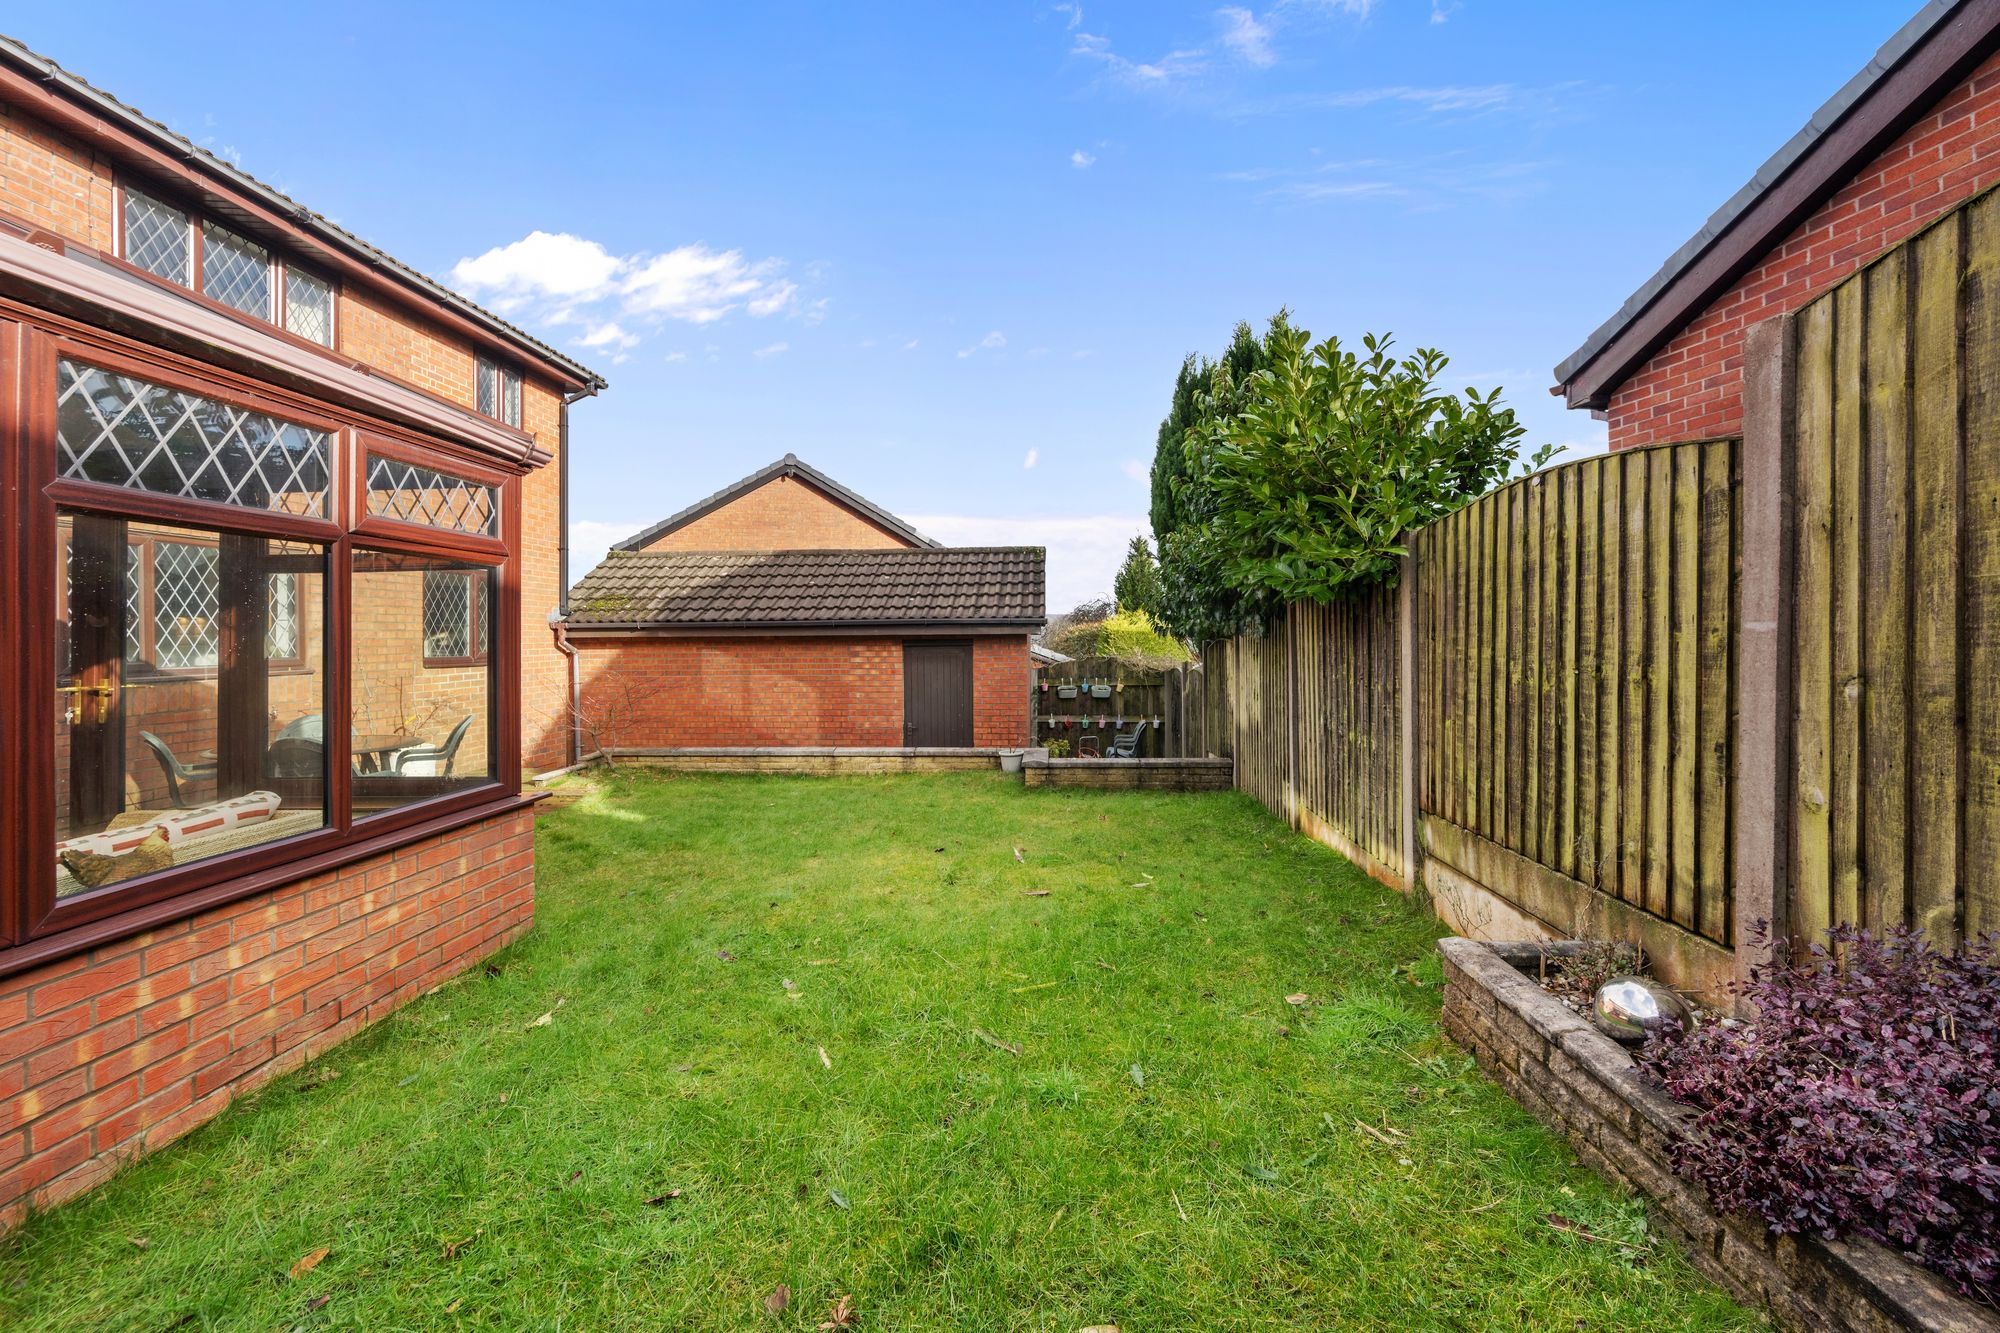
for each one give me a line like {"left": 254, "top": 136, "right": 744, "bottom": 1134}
{"left": 422, "top": 570, "right": 479, "bottom": 660}
{"left": 475, "top": 358, "right": 522, "bottom": 427}
{"left": 285, "top": 269, "right": 334, "bottom": 347}
{"left": 202, "top": 223, "right": 272, "bottom": 319}
{"left": 57, "top": 359, "right": 332, "bottom": 516}
{"left": 122, "top": 187, "right": 191, "bottom": 286}
{"left": 365, "top": 453, "right": 498, "bottom": 536}
{"left": 501, "top": 373, "right": 521, "bottom": 429}
{"left": 268, "top": 573, "right": 300, "bottom": 660}
{"left": 152, "top": 542, "right": 219, "bottom": 669}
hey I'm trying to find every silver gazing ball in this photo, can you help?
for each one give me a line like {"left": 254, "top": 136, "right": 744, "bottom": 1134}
{"left": 1591, "top": 976, "right": 1696, "bottom": 1043}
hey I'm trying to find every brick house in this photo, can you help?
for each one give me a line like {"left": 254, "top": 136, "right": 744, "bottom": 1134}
{"left": 0, "top": 37, "right": 604, "bottom": 1221}
{"left": 567, "top": 457, "right": 1042, "bottom": 751}
{"left": 1554, "top": 0, "right": 2000, "bottom": 447}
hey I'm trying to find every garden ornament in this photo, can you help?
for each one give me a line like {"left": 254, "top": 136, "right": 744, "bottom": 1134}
{"left": 1591, "top": 976, "right": 1696, "bottom": 1043}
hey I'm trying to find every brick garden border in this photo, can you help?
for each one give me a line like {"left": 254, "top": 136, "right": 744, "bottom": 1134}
{"left": 1436, "top": 937, "right": 1998, "bottom": 1333}
{"left": 1020, "top": 757, "right": 1234, "bottom": 792}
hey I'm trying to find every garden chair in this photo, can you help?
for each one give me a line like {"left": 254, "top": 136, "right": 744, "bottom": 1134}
{"left": 392, "top": 715, "right": 474, "bottom": 777}
{"left": 265, "top": 737, "right": 324, "bottom": 780}
{"left": 1105, "top": 721, "right": 1149, "bottom": 758}
{"left": 138, "top": 730, "right": 217, "bottom": 809}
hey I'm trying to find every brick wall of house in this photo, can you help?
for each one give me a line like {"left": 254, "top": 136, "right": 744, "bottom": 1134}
{"left": 1, "top": 97, "right": 576, "bottom": 775}
{"left": 577, "top": 634, "right": 1032, "bottom": 748}
{"left": 1605, "top": 51, "right": 2000, "bottom": 448}
{"left": 0, "top": 806, "right": 536, "bottom": 1227}
{"left": 636, "top": 476, "right": 917, "bottom": 552}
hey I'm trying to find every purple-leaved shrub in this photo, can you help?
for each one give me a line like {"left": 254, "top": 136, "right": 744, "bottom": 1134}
{"left": 1637, "top": 925, "right": 1999, "bottom": 1304}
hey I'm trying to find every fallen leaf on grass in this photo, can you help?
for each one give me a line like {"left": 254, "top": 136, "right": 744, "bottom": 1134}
{"left": 764, "top": 1284, "right": 791, "bottom": 1316}
{"left": 1243, "top": 1163, "right": 1279, "bottom": 1182}
{"left": 289, "top": 1247, "right": 329, "bottom": 1278}
{"left": 644, "top": 1189, "right": 683, "bottom": 1207}
{"left": 566, "top": 1169, "right": 584, "bottom": 1184}
{"left": 1353, "top": 1119, "right": 1410, "bottom": 1147}
{"left": 444, "top": 1297, "right": 463, "bottom": 1313}
{"left": 1284, "top": 993, "right": 1309, "bottom": 1006}
{"left": 1542, "top": 1212, "right": 1650, "bottom": 1253}
{"left": 782, "top": 978, "right": 798, "bottom": 993}
{"left": 1095, "top": 961, "right": 1116, "bottom": 971}
{"left": 819, "top": 1293, "right": 858, "bottom": 1329}
{"left": 441, "top": 1229, "right": 482, "bottom": 1260}
{"left": 528, "top": 1012, "right": 554, "bottom": 1029}
{"left": 1013, "top": 846, "right": 1025, "bottom": 863}
{"left": 1009, "top": 980, "right": 1057, "bottom": 994}
{"left": 1129, "top": 1064, "right": 1145, "bottom": 1088}
{"left": 827, "top": 1188, "right": 851, "bottom": 1211}
{"left": 127, "top": 1236, "right": 148, "bottom": 1250}
{"left": 818, "top": 1046, "right": 832, "bottom": 1069}
{"left": 1021, "top": 890, "right": 1051, "bottom": 898}
{"left": 970, "top": 1027, "right": 1022, "bottom": 1056}
{"left": 717, "top": 950, "right": 736, "bottom": 962}
{"left": 1080, "top": 1326, "right": 1121, "bottom": 1332}
{"left": 305, "top": 1294, "right": 331, "bottom": 1312}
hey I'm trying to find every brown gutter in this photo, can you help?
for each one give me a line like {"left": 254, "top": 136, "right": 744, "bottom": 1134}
{"left": 1555, "top": 0, "right": 2000, "bottom": 410}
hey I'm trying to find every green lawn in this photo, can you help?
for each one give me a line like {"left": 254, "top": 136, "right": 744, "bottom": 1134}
{"left": 0, "top": 772, "right": 1756, "bottom": 1331}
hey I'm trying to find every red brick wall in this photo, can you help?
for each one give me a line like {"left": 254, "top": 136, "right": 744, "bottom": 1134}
{"left": 0, "top": 807, "right": 535, "bottom": 1226}
{"left": 0, "top": 102, "right": 113, "bottom": 248}
{"left": 637, "top": 476, "right": 917, "bottom": 552}
{"left": 973, "top": 637, "right": 1031, "bottom": 747}
{"left": 1605, "top": 52, "right": 2000, "bottom": 448}
{"left": 577, "top": 635, "right": 1032, "bottom": 748}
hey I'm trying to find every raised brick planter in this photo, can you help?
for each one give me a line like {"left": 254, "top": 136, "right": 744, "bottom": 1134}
{"left": 611, "top": 747, "right": 1004, "bottom": 774}
{"left": 1021, "top": 757, "right": 1234, "bottom": 792}
{"left": 1437, "top": 937, "right": 1997, "bottom": 1333}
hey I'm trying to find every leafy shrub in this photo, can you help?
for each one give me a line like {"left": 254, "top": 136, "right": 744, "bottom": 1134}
{"left": 1637, "top": 926, "right": 1999, "bottom": 1302}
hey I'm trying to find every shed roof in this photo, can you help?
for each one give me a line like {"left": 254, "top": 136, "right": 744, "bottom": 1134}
{"left": 566, "top": 546, "right": 1046, "bottom": 630}
{"left": 1552, "top": 0, "right": 2000, "bottom": 410}
{"left": 613, "top": 454, "right": 938, "bottom": 551}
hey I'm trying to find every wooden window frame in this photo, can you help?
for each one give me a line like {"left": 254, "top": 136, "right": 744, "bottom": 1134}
{"left": 0, "top": 308, "right": 528, "bottom": 975}
{"left": 113, "top": 180, "right": 340, "bottom": 352}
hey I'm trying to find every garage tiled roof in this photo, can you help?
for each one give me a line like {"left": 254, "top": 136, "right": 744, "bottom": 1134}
{"left": 566, "top": 547, "right": 1046, "bottom": 629}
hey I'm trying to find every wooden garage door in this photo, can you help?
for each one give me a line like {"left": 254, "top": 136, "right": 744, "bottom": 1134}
{"left": 903, "top": 641, "right": 973, "bottom": 747}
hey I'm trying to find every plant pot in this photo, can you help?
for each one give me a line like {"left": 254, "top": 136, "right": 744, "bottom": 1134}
{"left": 998, "top": 749, "right": 1026, "bottom": 773}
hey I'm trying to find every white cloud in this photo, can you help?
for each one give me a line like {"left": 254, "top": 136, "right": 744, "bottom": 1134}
{"left": 663, "top": 350, "right": 689, "bottom": 363}
{"left": 903, "top": 339, "right": 920, "bottom": 351}
{"left": 1053, "top": 2, "right": 1083, "bottom": 30}
{"left": 567, "top": 519, "right": 646, "bottom": 582}
{"left": 1072, "top": 29, "right": 1206, "bottom": 87}
{"left": 1121, "top": 458, "right": 1150, "bottom": 483}
{"left": 1217, "top": 7, "right": 1275, "bottom": 66}
{"left": 957, "top": 330, "right": 1007, "bottom": 358}
{"left": 752, "top": 341, "right": 790, "bottom": 359}
{"left": 907, "top": 513, "right": 1148, "bottom": 612}
{"left": 1305, "top": 84, "right": 1533, "bottom": 113}
{"left": 451, "top": 233, "right": 808, "bottom": 345}
{"left": 1070, "top": 148, "right": 1098, "bottom": 169}
{"left": 449, "top": 231, "right": 622, "bottom": 312}
{"left": 1023, "top": 448, "right": 1040, "bottom": 469}
{"left": 748, "top": 280, "right": 798, "bottom": 317}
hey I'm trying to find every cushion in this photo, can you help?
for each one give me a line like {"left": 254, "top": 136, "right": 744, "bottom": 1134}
{"left": 57, "top": 790, "right": 282, "bottom": 857}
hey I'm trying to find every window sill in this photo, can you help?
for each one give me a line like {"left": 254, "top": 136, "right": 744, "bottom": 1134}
{"left": 2, "top": 791, "right": 543, "bottom": 982}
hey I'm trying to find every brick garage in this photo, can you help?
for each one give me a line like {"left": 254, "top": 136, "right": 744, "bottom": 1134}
{"left": 568, "top": 548, "right": 1043, "bottom": 751}
{"left": 1557, "top": 5, "right": 2000, "bottom": 448}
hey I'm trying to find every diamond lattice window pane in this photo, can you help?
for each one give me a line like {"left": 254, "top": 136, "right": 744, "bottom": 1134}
{"left": 267, "top": 572, "right": 300, "bottom": 659}
{"left": 57, "top": 359, "right": 331, "bottom": 515}
{"left": 502, "top": 372, "right": 521, "bottom": 428}
{"left": 123, "top": 188, "right": 190, "bottom": 285}
{"left": 422, "top": 571, "right": 473, "bottom": 659}
{"left": 202, "top": 223, "right": 272, "bottom": 319}
{"left": 365, "top": 453, "right": 498, "bottom": 536}
{"left": 124, "top": 545, "right": 143, "bottom": 662}
{"left": 284, "top": 269, "right": 333, "bottom": 346}
{"left": 152, "top": 542, "right": 218, "bottom": 669}
{"left": 475, "top": 360, "right": 498, "bottom": 418}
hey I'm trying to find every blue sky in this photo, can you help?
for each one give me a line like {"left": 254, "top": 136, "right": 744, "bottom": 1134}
{"left": 17, "top": 1, "right": 1913, "bottom": 609}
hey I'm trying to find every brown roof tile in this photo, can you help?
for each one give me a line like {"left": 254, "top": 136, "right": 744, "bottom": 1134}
{"left": 566, "top": 547, "right": 1045, "bottom": 629}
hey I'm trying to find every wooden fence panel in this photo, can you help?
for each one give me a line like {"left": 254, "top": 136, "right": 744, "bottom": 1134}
{"left": 1230, "top": 625, "right": 1290, "bottom": 816}
{"left": 1416, "top": 442, "right": 1740, "bottom": 949}
{"left": 1031, "top": 656, "right": 1170, "bottom": 756}
{"left": 1787, "top": 191, "right": 2000, "bottom": 948}
{"left": 1284, "top": 592, "right": 1404, "bottom": 883}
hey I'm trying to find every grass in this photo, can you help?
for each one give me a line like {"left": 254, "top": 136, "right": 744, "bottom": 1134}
{"left": 0, "top": 772, "right": 1758, "bottom": 1331}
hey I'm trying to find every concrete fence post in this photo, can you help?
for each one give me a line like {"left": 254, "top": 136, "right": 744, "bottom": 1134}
{"left": 1399, "top": 547, "right": 1420, "bottom": 893}
{"left": 1736, "top": 313, "right": 1798, "bottom": 993}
